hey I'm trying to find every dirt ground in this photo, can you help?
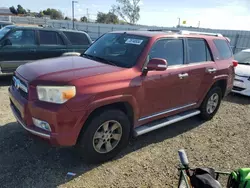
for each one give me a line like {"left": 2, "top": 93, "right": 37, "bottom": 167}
{"left": 0, "top": 75, "right": 250, "bottom": 188}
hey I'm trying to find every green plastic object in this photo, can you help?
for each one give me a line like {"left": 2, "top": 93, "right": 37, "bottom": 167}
{"left": 231, "top": 168, "right": 250, "bottom": 188}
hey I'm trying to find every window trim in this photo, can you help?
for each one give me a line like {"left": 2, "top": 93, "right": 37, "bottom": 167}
{"left": 6, "top": 29, "right": 37, "bottom": 46}
{"left": 63, "top": 31, "right": 91, "bottom": 46}
{"left": 38, "top": 30, "right": 65, "bottom": 46}
{"left": 143, "top": 37, "right": 186, "bottom": 70}
{"left": 186, "top": 38, "right": 214, "bottom": 64}
{"left": 213, "top": 39, "right": 233, "bottom": 60}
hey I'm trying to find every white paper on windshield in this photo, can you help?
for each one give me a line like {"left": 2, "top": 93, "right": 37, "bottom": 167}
{"left": 125, "top": 38, "right": 143, "bottom": 45}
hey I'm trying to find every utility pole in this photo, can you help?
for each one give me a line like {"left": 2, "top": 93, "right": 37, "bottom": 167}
{"left": 87, "top": 8, "right": 89, "bottom": 22}
{"left": 177, "top": 17, "right": 180, "bottom": 28}
{"left": 198, "top": 21, "right": 200, "bottom": 28}
{"left": 72, "top": 0, "right": 78, "bottom": 29}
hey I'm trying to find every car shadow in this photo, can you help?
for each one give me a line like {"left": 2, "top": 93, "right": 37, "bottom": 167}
{"left": 0, "top": 117, "right": 204, "bottom": 187}
{"left": 0, "top": 75, "right": 12, "bottom": 86}
{"left": 223, "top": 93, "right": 250, "bottom": 105}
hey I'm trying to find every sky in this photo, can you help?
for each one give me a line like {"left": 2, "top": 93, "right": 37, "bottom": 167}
{"left": 2, "top": 0, "right": 250, "bottom": 30}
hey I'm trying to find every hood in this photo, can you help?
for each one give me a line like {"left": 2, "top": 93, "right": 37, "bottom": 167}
{"left": 235, "top": 64, "right": 250, "bottom": 77}
{"left": 16, "top": 56, "right": 123, "bottom": 82}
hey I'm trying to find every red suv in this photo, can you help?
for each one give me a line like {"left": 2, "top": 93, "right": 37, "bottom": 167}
{"left": 9, "top": 30, "right": 236, "bottom": 163}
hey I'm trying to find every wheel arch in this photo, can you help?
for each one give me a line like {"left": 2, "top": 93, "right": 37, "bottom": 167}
{"left": 199, "top": 78, "right": 228, "bottom": 106}
{"left": 77, "top": 96, "right": 138, "bottom": 143}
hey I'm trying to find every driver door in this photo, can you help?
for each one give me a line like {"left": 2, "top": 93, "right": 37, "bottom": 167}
{"left": 139, "top": 38, "right": 193, "bottom": 122}
{"left": 0, "top": 29, "right": 38, "bottom": 73}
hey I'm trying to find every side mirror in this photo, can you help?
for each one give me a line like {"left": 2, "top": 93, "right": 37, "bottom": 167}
{"left": 1, "top": 38, "right": 12, "bottom": 47}
{"left": 146, "top": 58, "right": 168, "bottom": 71}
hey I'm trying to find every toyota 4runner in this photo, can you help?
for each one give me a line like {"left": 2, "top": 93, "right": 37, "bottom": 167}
{"left": 9, "top": 30, "right": 237, "bottom": 163}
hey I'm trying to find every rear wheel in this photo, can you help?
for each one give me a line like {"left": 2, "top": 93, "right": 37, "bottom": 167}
{"left": 77, "top": 109, "right": 130, "bottom": 163}
{"left": 200, "top": 86, "right": 222, "bottom": 120}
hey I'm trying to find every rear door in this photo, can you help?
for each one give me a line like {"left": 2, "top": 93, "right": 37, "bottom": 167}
{"left": 63, "top": 31, "right": 91, "bottom": 53}
{"left": 184, "top": 38, "right": 218, "bottom": 104}
{"left": 36, "top": 30, "right": 67, "bottom": 59}
{"left": 0, "top": 29, "right": 37, "bottom": 73}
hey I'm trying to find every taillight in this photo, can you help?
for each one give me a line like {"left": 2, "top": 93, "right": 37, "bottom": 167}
{"left": 232, "top": 60, "right": 238, "bottom": 67}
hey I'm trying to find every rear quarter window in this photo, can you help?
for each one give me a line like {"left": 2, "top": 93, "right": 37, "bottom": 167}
{"left": 63, "top": 31, "right": 90, "bottom": 45}
{"left": 213, "top": 39, "right": 232, "bottom": 60}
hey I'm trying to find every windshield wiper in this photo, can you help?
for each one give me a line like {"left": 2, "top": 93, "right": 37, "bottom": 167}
{"left": 82, "top": 54, "right": 117, "bottom": 67}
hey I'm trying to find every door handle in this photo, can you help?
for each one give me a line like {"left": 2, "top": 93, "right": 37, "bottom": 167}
{"left": 206, "top": 68, "right": 217, "bottom": 74}
{"left": 178, "top": 73, "right": 189, "bottom": 79}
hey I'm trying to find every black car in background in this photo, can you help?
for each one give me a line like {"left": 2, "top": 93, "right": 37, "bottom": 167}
{"left": 0, "top": 25, "right": 92, "bottom": 74}
{"left": 0, "top": 21, "right": 13, "bottom": 29}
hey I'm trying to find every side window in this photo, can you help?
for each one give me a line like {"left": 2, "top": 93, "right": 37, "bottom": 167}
{"left": 63, "top": 31, "right": 90, "bottom": 45}
{"left": 39, "top": 30, "right": 64, "bottom": 45}
{"left": 187, "top": 39, "right": 212, "bottom": 63}
{"left": 7, "top": 30, "right": 36, "bottom": 46}
{"left": 149, "top": 39, "right": 184, "bottom": 66}
{"left": 213, "top": 39, "right": 232, "bottom": 59}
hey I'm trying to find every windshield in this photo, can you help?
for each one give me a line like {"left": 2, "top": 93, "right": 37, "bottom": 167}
{"left": 0, "top": 26, "right": 12, "bottom": 40}
{"left": 83, "top": 33, "right": 149, "bottom": 68}
{"left": 234, "top": 51, "right": 250, "bottom": 65}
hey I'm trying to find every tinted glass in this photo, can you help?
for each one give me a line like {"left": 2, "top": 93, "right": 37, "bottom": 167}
{"left": 83, "top": 33, "right": 149, "bottom": 68}
{"left": 214, "top": 39, "right": 232, "bottom": 59}
{"left": 7, "top": 30, "right": 35, "bottom": 45}
{"left": 0, "top": 27, "right": 11, "bottom": 40}
{"left": 234, "top": 51, "right": 250, "bottom": 65}
{"left": 188, "top": 39, "right": 212, "bottom": 63}
{"left": 149, "top": 39, "right": 184, "bottom": 66}
{"left": 63, "top": 31, "right": 90, "bottom": 45}
{"left": 40, "top": 30, "right": 64, "bottom": 45}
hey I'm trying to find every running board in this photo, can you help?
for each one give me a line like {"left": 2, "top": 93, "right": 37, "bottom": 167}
{"left": 134, "top": 109, "right": 200, "bottom": 136}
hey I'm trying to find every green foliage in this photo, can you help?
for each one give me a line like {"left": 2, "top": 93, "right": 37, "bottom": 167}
{"left": 80, "top": 16, "right": 88, "bottom": 22}
{"left": 113, "top": 0, "right": 141, "bottom": 24}
{"left": 96, "top": 12, "right": 119, "bottom": 24}
{"left": 17, "top": 4, "right": 27, "bottom": 14}
{"left": 9, "top": 6, "right": 18, "bottom": 15}
{"left": 64, "top": 16, "right": 71, "bottom": 20}
{"left": 42, "top": 8, "right": 64, "bottom": 19}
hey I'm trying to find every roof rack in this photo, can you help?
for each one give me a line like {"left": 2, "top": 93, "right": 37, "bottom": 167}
{"left": 146, "top": 29, "right": 223, "bottom": 37}
{"left": 179, "top": 30, "right": 223, "bottom": 37}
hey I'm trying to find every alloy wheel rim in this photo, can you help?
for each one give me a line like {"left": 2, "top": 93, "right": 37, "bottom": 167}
{"left": 206, "top": 93, "right": 219, "bottom": 114}
{"left": 93, "top": 120, "right": 122, "bottom": 154}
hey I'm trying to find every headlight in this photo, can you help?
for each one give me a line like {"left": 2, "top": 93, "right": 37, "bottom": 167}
{"left": 37, "top": 86, "right": 76, "bottom": 104}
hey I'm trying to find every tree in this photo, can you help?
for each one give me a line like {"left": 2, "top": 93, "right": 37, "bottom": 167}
{"left": 17, "top": 4, "right": 27, "bottom": 14}
{"left": 9, "top": 6, "right": 18, "bottom": 15}
{"left": 42, "top": 8, "right": 64, "bottom": 19}
{"left": 36, "top": 11, "right": 44, "bottom": 18}
{"left": 112, "top": 0, "right": 141, "bottom": 24}
{"left": 80, "top": 16, "right": 88, "bottom": 22}
{"left": 64, "top": 16, "right": 71, "bottom": 20}
{"left": 96, "top": 12, "right": 119, "bottom": 24}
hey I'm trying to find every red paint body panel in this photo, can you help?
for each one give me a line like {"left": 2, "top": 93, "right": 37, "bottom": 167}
{"left": 9, "top": 31, "right": 235, "bottom": 146}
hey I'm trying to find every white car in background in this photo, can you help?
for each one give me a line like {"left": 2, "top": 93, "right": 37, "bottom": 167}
{"left": 232, "top": 49, "right": 250, "bottom": 96}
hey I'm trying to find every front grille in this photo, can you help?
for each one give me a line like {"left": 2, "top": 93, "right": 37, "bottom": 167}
{"left": 232, "top": 86, "right": 245, "bottom": 91}
{"left": 11, "top": 75, "right": 28, "bottom": 99}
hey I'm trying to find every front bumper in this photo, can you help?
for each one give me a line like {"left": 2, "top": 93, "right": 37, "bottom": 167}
{"left": 232, "top": 75, "right": 250, "bottom": 97}
{"left": 9, "top": 85, "right": 87, "bottom": 146}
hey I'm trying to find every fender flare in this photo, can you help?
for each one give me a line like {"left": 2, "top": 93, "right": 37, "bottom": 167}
{"left": 86, "top": 94, "right": 139, "bottom": 123}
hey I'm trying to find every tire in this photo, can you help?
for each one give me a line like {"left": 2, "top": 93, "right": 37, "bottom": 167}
{"left": 199, "top": 86, "right": 222, "bottom": 120}
{"left": 77, "top": 109, "right": 131, "bottom": 163}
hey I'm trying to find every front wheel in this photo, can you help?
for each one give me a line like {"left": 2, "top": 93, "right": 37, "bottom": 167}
{"left": 77, "top": 109, "right": 131, "bottom": 163}
{"left": 199, "top": 86, "right": 222, "bottom": 120}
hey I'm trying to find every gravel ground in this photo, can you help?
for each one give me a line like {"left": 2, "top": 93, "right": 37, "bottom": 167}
{"left": 0, "top": 76, "right": 250, "bottom": 188}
